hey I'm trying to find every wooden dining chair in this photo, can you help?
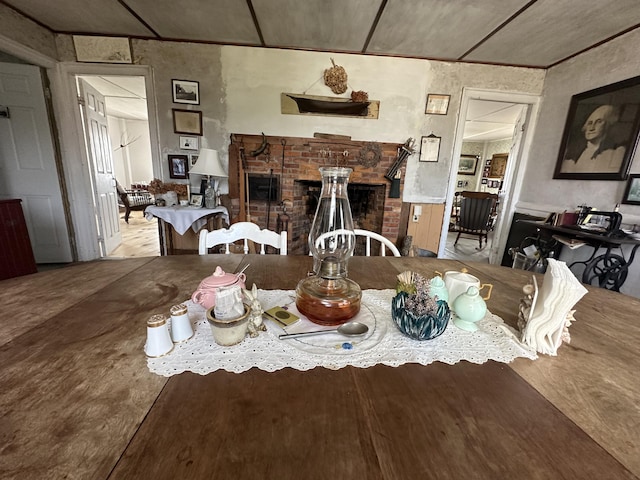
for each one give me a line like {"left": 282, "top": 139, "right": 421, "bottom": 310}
{"left": 199, "top": 222, "right": 287, "bottom": 255}
{"left": 312, "top": 229, "right": 401, "bottom": 256}
{"left": 354, "top": 229, "right": 401, "bottom": 256}
{"left": 452, "top": 191, "right": 498, "bottom": 249}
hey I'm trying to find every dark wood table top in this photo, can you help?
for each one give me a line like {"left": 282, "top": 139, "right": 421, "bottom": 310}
{"left": 1, "top": 255, "right": 638, "bottom": 479}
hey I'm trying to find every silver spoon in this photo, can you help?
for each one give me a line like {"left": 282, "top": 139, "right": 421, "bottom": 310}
{"left": 278, "top": 321, "right": 369, "bottom": 340}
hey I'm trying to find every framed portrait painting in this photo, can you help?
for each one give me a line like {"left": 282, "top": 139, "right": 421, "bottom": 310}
{"left": 554, "top": 75, "right": 640, "bottom": 180}
{"left": 458, "top": 155, "right": 478, "bottom": 175}
{"left": 168, "top": 154, "right": 189, "bottom": 179}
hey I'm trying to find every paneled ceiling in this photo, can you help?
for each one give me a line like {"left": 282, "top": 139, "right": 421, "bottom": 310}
{"left": 5, "top": 0, "right": 640, "bottom": 68}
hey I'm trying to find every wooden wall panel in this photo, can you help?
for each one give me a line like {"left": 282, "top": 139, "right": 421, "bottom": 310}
{"left": 406, "top": 203, "right": 445, "bottom": 254}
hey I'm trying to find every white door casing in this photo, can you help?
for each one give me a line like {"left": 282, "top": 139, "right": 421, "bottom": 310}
{"left": 0, "top": 62, "right": 73, "bottom": 263}
{"left": 78, "top": 79, "right": 121, "bottom": 255}
{"left": 488, "top": 105, "right": 529, "bottom": 263}
{"left": 440, "top": 88, "right": 541, "bottom": 262}
{"left": 49, "top": 63, "right": 160, "bottom": 261}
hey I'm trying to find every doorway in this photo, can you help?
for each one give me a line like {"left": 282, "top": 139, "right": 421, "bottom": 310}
{"left": 440, "top": 89, "right": 540, "bottom": 264}
{"left": 75, "top": 74, "right": 158, "bottom": 257}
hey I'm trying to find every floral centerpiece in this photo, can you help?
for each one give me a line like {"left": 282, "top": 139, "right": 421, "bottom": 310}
{"left": 147, "top": 178, "right": 188, "bottom": 197}
{"left": 391, "top": 271, "right": 451, "bottom": 340}
{"left": 147, "top": 178, "right": 189, "bottom": 205}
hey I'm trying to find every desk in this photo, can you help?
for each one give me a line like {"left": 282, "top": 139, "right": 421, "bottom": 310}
{"left": 145, "top": 205, "right": 229, "bottom": 255}
{"left": 1, "top": 256, "right": 638, "bottom": 479}
{"left": 518, "top": 220, "right": 640, "bottom": 291}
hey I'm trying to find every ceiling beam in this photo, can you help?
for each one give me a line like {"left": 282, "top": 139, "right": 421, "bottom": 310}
{"left": 246, "top": 0, "right": 265, "bottom": 47}
{"left": 458, "top": 0, "right": 538, "bottom": 62}
{"left": 119, "top": 0, "right": 160, "bottom": 38}
{"left": 361, "top": 0, "right": 387, "bottom": 54}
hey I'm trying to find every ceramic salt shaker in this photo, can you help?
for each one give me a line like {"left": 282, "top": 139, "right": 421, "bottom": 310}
{"left": 144, "top": 314, "right": 174, "bottom": 357}
{"left": 170, "top": 303, "right": 193, "bottom": 343}
{"left": 452, "top": 286, "right": 487, "bottom": 332}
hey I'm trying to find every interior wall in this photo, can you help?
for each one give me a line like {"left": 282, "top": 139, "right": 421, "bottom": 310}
{"left": 53, "top": 35, "right": 545, "bottom": 204}
{"left": 516, "top": 27, "right": 640, "bottom": 298}
{"left": 459, "top": 138, "right": 512, "bottom": 193}
{"left": 108, "top": 117, "right": 153, "bottom": 188}
{"left": 221, "top": 46, "right": 545, "bottom": 204}
{"left": 0, "top": 4, "right": 58, "bottom": 60}
{"left": 518, "top": 28, "right": 640, "bottom": 220}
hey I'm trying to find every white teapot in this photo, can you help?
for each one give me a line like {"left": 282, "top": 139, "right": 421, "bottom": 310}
{"left": 438, "top": 268, "right": 492, "bottom": 307}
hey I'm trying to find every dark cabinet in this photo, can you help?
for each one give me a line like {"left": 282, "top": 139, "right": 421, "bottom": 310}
{"left": 0, "top": 199, "right": 37, "bottom": 280}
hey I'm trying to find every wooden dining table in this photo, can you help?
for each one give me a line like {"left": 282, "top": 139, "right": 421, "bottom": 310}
{"left": 1, "top": 254, "right": 638, "bottom": 479}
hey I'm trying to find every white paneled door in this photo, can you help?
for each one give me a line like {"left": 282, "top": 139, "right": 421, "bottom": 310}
{"left": 79, "top": 79, "right": 121, "bottom": 255}
{"left": 0, "top": 62, "right": 73, "bottom": 263}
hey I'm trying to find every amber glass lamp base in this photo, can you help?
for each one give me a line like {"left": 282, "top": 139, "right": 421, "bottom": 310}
{"left": 295, "top": 275, "right": 362, "bottom": 326}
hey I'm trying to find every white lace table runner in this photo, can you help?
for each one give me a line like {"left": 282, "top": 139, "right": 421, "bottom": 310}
{"left": 147, "top": 289, "right": 537, "bottom": 377}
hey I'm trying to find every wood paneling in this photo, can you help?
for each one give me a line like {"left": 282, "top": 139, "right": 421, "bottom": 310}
{"left": 406, "top": 203, "right": 445, "bottom": 253}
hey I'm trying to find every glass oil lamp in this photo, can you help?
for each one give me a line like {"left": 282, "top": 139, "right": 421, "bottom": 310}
{"left": 295, "top": 167, "right": 362, "bottom": 326}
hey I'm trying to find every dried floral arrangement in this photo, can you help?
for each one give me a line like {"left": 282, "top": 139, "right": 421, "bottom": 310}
{"left": 350, "top": 90, "right": 369, "bottom": 102}
{"left": 324, "top": 59, "right": 348, "bottom": 95}
{"left": 147, "top": 178, "right": 188, "bottom": 196}
{"left": 396, "top": 270, "right": 440, "bottom": 316}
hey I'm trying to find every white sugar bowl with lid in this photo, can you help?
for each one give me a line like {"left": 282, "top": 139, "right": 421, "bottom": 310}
{"left": 441, "top": 268, "right": 493, "bottom": 307}
{"left": 192, "top": 266, "right": 247, "bottom": 309}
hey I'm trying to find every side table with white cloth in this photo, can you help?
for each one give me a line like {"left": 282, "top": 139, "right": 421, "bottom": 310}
{"left": 145, "top": 205, "right": 229, "bottom": 255}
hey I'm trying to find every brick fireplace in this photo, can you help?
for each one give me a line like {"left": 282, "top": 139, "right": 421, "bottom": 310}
{"left": 228, "top": 134, "right": 407, "bottom": 255}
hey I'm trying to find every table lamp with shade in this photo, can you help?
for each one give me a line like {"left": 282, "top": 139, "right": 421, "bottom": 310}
{"left": 190, "top": 148, "right": 228, "bottom": 208}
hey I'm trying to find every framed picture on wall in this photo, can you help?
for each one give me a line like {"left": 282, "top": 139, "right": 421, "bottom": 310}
{"left": 179, "top": 136, "right": 198, "bottom": 150}
{"left": 425, "top": 94, "right": 450, "bottom": 115}
{"left": 173, "top": 109, "right": 203, "bottom": 135}
{"left": 458, "top": 155, "right": 478, "bottom": 175}
{"left": 622, "top": 174, "right": 640, "bottom": 204}
{"left": 419, "top": 134, "right": 441, "bottom": 162}
{"left": 172, "top": 79, "right": 200, "bottom": 105}
{"left": 168, "top": 154, "right": 189, "bottom": 179}
{"left": 553, "top": 75, "right": 640, "bottom": 180}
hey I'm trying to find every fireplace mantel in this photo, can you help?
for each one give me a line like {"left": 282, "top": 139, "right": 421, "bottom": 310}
{"left": 228, "top": 134, "right": 406, "bottom": 254}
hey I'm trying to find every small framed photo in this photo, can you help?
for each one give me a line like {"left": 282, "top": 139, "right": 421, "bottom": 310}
{"left": 173, "top": 109, "right": 202, "bottom": 136}
{"left": 425, "top": 94, "right": 450, "bottom": 115}
{"left": 190, "top": 193, "right": 204, "bottom": 207}
{"left": 172, "top": 79, "right": 200, "bottom": 105}
{"left": 190, "top": 154, "right": 199, "bottom": 167}
{"left": 419, "top": 134, "right": 441, "bottom": 162}
{"left": 622, "top": 174, "right": 640, "bottom": 205}
{"left": 457, "top": 181, "right": 463, "bottom": 188}
{"left": 481, "top": 178, "right": 488, "bottom": 185}
{"left": 168, "top": 154, "right": 189, "bottom": 179}
{"left": 458, "top": 155, "right": 478, "bottom": 175}
{"left": 179, "top": 136, "right": 198, "bottom": 150}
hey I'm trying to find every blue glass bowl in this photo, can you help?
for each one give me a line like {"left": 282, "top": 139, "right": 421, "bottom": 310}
{"left": 391, "top": 291, "right": 451, "bottom": 340}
